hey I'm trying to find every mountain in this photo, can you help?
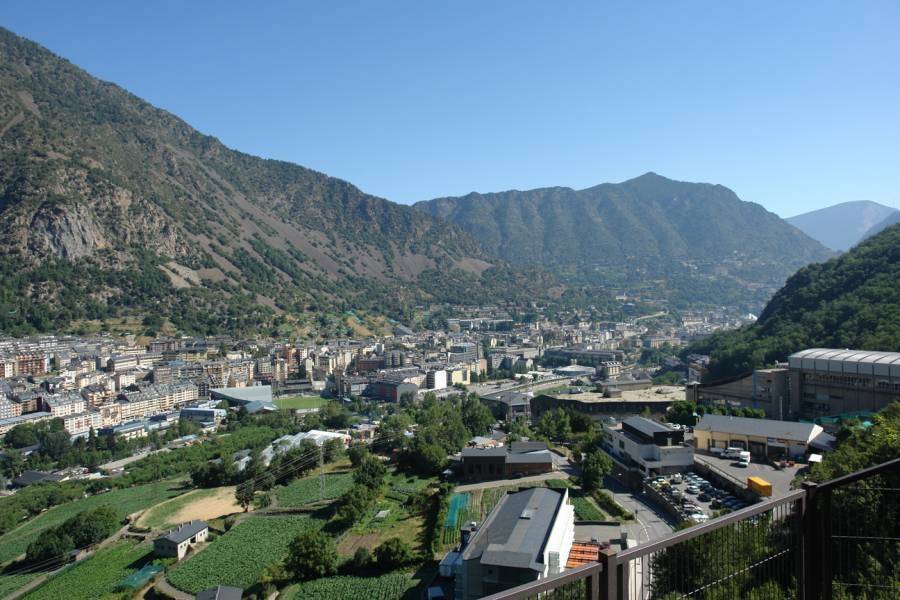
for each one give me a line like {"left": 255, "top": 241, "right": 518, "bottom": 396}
{"left": 786, "top": 200, "right": 896, "bottom": 252}
{"left": 689, "top": 224, "right": 900, "bottom": 380}
{"left": 0, "top": 27, "right": 543, "bottom": 337}
{"left": 415, "top": 173, "right": 832, "bottom": 310}
{"left": 860, "top": 209, "right": 900, "bottom": 242}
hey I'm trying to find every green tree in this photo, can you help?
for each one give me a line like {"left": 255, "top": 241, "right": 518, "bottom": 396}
{"left": 462, "top": 395, "right": 494, "bottom": 436}
{"left": 581, "top": 449, "right": 613, "bottom": 492}
{"left": 236, "top": 485, "right": 255, "bottom": 512}
{"left": 374, "top": 537, "right": 413, "bottom": 569}
{"left": 285, "top": 529, "right": 338, "bottom": 581}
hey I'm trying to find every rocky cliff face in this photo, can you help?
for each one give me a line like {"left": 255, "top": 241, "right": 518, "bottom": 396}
{"left": 0, "top": 26, "right": 516, "bottom": 335}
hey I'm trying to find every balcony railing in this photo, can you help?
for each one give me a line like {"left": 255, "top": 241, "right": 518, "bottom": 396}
{"left": 482, "top": 457, "right": 900, "bottom": 600}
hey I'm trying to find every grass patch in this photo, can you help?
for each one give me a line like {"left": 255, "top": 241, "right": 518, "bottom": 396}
{"left": 22, "top": 539, "right": 153, "bottom": 600}
{"left": 168, "top": 515, "right": 322, "bottom": 594}
{"left": 276, "top": 472, "right": 354, "bottom": 507}
{"left": 545, "top": 479, "right": 607, "bottom": 521}
{"left": 274, "top": 396, "right": 326, "bottom": 410}
{"left": 0, "top": 480, "right": 187, "bottom": 564}
{"left": 0, "top": 573, "right": 38, "bottom": 598}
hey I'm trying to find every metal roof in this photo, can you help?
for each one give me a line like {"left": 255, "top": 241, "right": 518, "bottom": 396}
{"left": 788, "top": 349, "right": 900, "bottom": 377}
{"left": 694, "top": 414, "right": 822, "bottom": 443}
{"left": 159, "top": 520, "right": 208, "bottom": 544}
{"left": 461, "top": 487, "right": 564, "bottom": 571}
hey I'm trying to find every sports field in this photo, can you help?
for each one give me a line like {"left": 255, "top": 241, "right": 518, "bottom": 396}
{"left": 274, "top": 395, "right": 326, "bottom": 410}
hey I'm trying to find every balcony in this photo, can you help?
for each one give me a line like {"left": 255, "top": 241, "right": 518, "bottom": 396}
{"left": 482, "top": 457, "right": 899, "bottom": 600}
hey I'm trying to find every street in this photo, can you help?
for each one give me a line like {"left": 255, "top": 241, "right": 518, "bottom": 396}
{"left": 605, "top": 477, "right": 676, "bottom": 543}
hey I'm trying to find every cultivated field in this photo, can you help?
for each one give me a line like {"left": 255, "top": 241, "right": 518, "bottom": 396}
{"left": 0, "top": 479, "right": 187, "bottom": 564}
{"left": 22, "top": 539, "right": 153, "bottom": 600}
{"left": 167, "top": 515, "right": 323, "bottom": 594}
{"left": 283, "top": 571, "right": 417, "bottom": 600}
{"left": 276, "top": 472, "right": 354, "bottom": 507}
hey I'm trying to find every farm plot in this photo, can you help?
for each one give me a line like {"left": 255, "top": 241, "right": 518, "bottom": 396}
{"left": 0, "top": 573, "right": 38, "bottom": 599}
{"left": 167, "top": 515, "right": 322, "bottom": 594}
{"left": 22, "top": 539, "right": 153, "bottom": 600}
{"left": 0, "top": 479, "right": 187, "bottom": 564}
{"left": 284, "top": 571, "right": 416, "bottom": 600}
{"left": 276, "top": 472, "right": 354, "bottom": 507}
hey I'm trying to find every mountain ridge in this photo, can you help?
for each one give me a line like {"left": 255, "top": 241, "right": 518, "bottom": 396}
{"left": 415, "top": 173, "right": 832, "bottom": 310}
{"left": 786, "top": 200, "right": 896, "bottom": 252}
{"left": 0, "top": 26, "right": 537, "bottom": 336}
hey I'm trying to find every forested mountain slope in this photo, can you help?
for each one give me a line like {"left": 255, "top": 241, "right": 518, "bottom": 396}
{"left": 690, "top": 224, "right": 900, "bottom": 380}
{"left": 0, "top": 27, "right": 530, "bottom": 336}
{"left": 416, "top": 173, "right": 832, "bottom": 309}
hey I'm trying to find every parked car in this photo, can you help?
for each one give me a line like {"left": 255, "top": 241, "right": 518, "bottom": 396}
{"left": 688, "top": 513, "right": 710, "bottom": 523}
{"left": 710, "top": 447, "right": 725, "bottom": 456}
{"left": 698, "top": 492, "right": 711, "bottom": 502}
{"left": 686, "top": 485, "right": 700, "bottom": 495}
{"left": 710, "top": 499, "right": 723, "bottom": 509}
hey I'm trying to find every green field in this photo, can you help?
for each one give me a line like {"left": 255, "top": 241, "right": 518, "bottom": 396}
{"left": 0, "top": 573, "right": 38, "bottom": 599}
{"left": 168, "top": 515, "right": 323, "bottom": 594}
{"left": 22, "top": 539, "right": 153, "bottom": 600}
{"left": 0, "top": 479, "right": 187, "bottom": 565}
{"left": 274, "top": 396, "right": 326, "bottom": 410}
{"left": 137, "top": 486, "right": 222, "bottom": 530}
{"left": 276, "top": 472, "right": 354, "bottom": 507}
{"left": 284, "top": 571, "right": 417, "bottom": 600}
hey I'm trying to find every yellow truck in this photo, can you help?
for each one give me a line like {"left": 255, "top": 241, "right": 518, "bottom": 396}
{"left": 747, "top": 476, "right": 773, "bottom": 496}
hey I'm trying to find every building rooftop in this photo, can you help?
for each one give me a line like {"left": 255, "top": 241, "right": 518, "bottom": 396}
{"left": 623, "top": 416, "right": 671, "bottom": 436}
{"left": 159, "top": 520, "right": 208, "bottom": 544}
{"left": 462, "top": 487, "right": 565, "bottom": 572}
{"left": 789, "top": 348, "right": 900, "bottom": 375}
{"left": 694, "top": 414, "right": 822, "bottom": 443}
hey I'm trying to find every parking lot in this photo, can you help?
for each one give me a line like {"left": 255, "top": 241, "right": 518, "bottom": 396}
{"left": 694, "top": 451, "right": 806, "bottom": 498}
{"left": 648, "top": 472, "right": 756, "bottom": 523}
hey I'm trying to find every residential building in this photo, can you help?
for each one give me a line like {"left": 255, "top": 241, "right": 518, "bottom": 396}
{"left": 454, "top": 487, "right": 575, "bottom": 600}
{"left": 16, "top": 353, "right": 46, "bottom": 376}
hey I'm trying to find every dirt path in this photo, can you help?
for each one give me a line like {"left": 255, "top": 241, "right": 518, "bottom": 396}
{"left": 170, "top": 486, "right": 242, "bottom": 523}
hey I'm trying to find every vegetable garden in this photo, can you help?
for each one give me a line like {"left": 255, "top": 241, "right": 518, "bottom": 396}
{"left": 167, "top": 515, "right": 323, "bottom": 594}
{"left": 284, "top": 571, "right": 416, "bottom": 600}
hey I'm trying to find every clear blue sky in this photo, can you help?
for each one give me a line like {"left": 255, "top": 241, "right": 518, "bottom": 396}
{"left": 4, "top": 1, "right": 899, "bottom": 216}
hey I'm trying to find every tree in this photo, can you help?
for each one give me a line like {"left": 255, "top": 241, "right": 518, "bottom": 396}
{"left": 354, "top": 455, "right": 387, "bottom": 489}
{"left": 285, "top": 529, "right": 338, "bottom": 580}
{"left": 322, "top": 437, "right": 344, "bottom": 463}
{"left": 462, "top": 395, "right": 494, "bottom": 436}
{"left": 374, "top": 537, "right": 413, "bottom": 569}
{"left": 536, "top": 409, "right": 573, "bottom": 442}
{"left": 581, "top": 449, "right": 613, "bottom": 492}
{"left": 236, "top": 485, "right": 255, "bottom": 512}
{"left": 350, "top": 547, "right": 372, "bottom": 570}
{"left": 347, "top": 442, "right": 369, "bottom": 468}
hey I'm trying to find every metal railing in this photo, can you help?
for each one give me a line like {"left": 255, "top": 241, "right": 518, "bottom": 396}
{"left": 482, "top": 457, "right": 900, "bottom": 600}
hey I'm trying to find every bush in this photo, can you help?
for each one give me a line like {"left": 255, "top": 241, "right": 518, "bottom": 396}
{"left": 374, "top": 537, "right": 412, "bottom": 570}
{"left": 285, "top": 529, "right": 338, "bottom": 581}
{"left": 592, "top": 490, "right": 633, "bottom": 520}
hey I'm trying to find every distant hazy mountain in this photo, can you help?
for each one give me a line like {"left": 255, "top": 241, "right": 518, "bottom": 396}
{"left": 860, "top": 209, "right": 900, "bottom": 242}
{"left": 416, "top": 173, "right": 832, "bottom": 310}
{"left": 786, "top": 201, "right": 896, "bottom": 251}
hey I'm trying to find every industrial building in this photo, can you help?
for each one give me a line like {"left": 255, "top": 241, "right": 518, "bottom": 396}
{"left": 686, "top": 348, "right": 900, "bottom": 420}
{"left": 692, "top": 414, "right": 834, "bottom": 460}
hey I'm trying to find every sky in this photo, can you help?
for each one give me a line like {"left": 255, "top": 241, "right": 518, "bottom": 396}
{"left": 3, "top": 1, "right": 899, "bottom": 217}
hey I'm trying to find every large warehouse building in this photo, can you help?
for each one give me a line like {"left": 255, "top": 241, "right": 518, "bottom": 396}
{"left": 687, "top": 348, "right": 900, "bottom": 420}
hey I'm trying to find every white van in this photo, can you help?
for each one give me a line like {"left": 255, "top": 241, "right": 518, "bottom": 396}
{"left": 723, "top": 447, "right": 743, "bottom": 459}
{"left": 738, "top": 451, "right": 751, "bottom": 466}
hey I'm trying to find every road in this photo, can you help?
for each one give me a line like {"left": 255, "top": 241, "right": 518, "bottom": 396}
{"left": 604, "top": 478, "right": 676, "bottom": 544}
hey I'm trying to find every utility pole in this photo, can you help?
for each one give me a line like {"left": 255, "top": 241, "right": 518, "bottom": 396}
{"left": 319, "top": 443, "right": 325, "bottom": 501}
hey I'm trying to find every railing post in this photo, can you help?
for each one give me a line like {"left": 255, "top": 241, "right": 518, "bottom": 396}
{"left": 801, "top": 481, "right": 833, "bottom": 600}
{"left": 598, "top": 547, "right": 617, "bottom": 600}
